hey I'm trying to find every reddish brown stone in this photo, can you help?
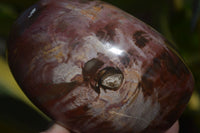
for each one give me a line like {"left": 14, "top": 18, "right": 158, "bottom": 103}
{"left": 7, "top": 0, "right": 194, "bottom": 133}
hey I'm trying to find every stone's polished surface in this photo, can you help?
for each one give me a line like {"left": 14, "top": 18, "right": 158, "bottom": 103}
{"left": 7, "top": 0, "right": 194, "bottom": 133}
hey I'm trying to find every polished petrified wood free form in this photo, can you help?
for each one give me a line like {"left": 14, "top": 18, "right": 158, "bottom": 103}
{"left": 7, "top": 0, "right": 194, "bottom": 132}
